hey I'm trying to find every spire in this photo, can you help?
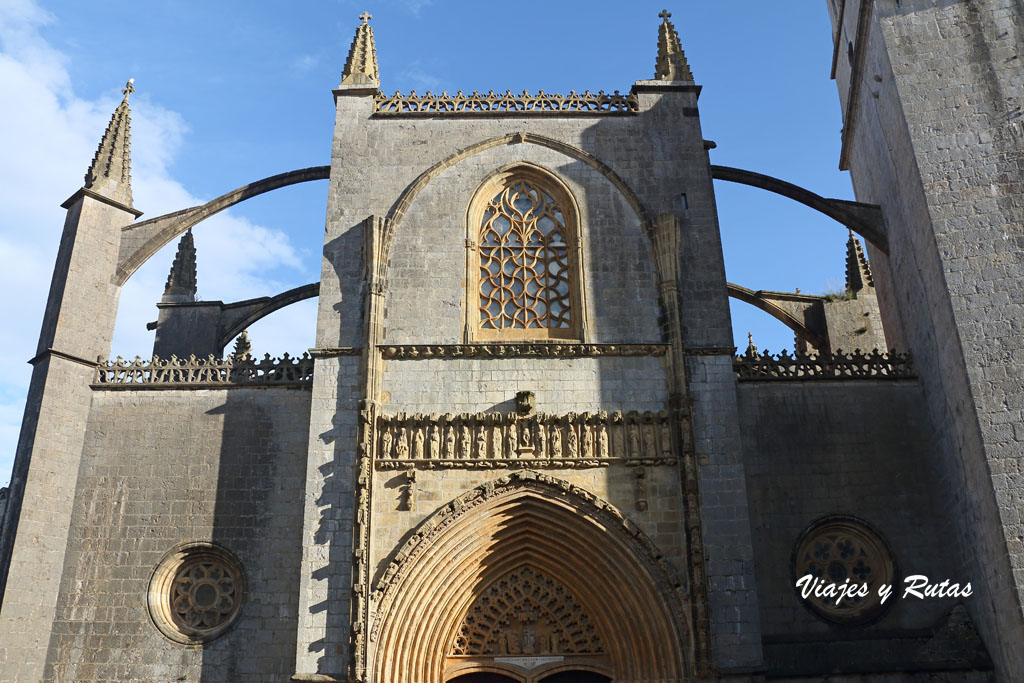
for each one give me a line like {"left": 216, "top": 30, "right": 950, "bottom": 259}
{"left": 845, "top": 229, "right": 874, "bottom": 293}
{"left": 231, "top": 330, "right": 252, "bottom": 362}
{"left": 84, "top": 78, "right": 135, "bottom": 207}
{"left": 654, "top": 10, "right": 694, "bottom": 82}
{"left": 163, "top": 229, "right": 197, "bottom": 302}
{"left": 340, "top": 12, "right": 380, "bottom": 87}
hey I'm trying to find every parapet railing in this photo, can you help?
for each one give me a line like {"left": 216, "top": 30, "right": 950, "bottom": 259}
{"left": 93, "top": 353, "right": 314, "bottom": 388}
{"left": 373, "top": 89, "right": 639, "bottom": 115}
{"left": 734, "top": 349, "right": 915, "bottom": 381}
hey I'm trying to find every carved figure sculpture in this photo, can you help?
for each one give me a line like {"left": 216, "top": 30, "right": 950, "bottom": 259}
{"left": 380, "top": 426, "right": 393, "bottom": 459}
{"left": 443, "top": 423, "right": 456, "bottom": 459}
{"left": 491, "top": 418, "right": 503, "bottom": 458}
{"left": 551, "top": 424, "right": 563, "bottom": 457}
{"left": 628, "top": 422, "right": 641, "bottom": 458}
{"left": 412, "top": 424, "right": 425, "bottom": 459}
{"left": 612, "top": 411, "right": 625, "bottom": 455}
{"left": 428, "top": 423, "right": 440, "bottom": 459}
{"left": 535, "top": 420, "right": 547, "bottom": 457}
{"left": 566, "top": 417, "right": 579, "bottom": 458}
{"left": 458, "top": 424, "right": 472, "bottom": 459}
{"left": 642, "top": 415, "right": 656, "bottom": 459}
{"left": 597, "top": 420, "right": 609, "bottom": 458}
{"left": 394, "top": 426, "right": 409, "bottom": 459}
{"left": 582, "top": 421, "right": 594, "bottom": 458}
{"left": 505, "top": 420, "right": 518, "bottom": 458}
{"left": 475, "top": 423, "right": 488, "bottom": 459}
{"left": 658, "top": 411, "right": 673, "bottom": 458}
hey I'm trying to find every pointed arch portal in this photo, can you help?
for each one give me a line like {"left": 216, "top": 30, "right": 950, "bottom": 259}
{"left": 370, "top": 472, "right": 691, "bottom": 683}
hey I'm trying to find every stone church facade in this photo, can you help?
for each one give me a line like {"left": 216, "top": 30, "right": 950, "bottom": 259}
{"left": 0, "top": 3, "right": 1020, "bottom": 681}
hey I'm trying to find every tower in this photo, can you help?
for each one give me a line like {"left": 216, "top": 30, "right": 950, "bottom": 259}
{"left": 828, "top": 1, "right": 1024, "bottom": 677}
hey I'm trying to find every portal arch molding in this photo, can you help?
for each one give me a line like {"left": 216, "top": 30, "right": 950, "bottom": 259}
{"left": 369, "top": 471, "right": 692, "bottom": 683}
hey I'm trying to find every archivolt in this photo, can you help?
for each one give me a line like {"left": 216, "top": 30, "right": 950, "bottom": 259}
{"left": 370, "top": 471, "right": 691, "bottom": 683}
{"left": 382, "top": 132, "right": 653, "bottom": 265}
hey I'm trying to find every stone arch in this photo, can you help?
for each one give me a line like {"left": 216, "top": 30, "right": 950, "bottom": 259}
{"left": 216, "top": 282, "right": 320, "bottom": 350}
{"left": 370, "top": 471, "right": 691, "bottom": 683}
{"left": 710, "top": 165, "right": 888, "bottom": 252}
{"left": 382, "top": 132, "right": 653, "bottom": 267}
{"left": 726, "top": 282, "right": 827, "bottom": 351}
{"left": 115, "top": 166, "right": 330, "bottom": 285}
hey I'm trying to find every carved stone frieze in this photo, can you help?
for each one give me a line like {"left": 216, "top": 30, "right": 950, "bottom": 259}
{"left": 379, "top": 343, "right": 668, "bottom": 359}
{"left": 374, "top": 409, "right": 677, "bottom": 470}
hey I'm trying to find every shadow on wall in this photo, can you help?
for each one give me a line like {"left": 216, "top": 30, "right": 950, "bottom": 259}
{"left": 203, "top": 387, "right": 309, "bottom": 679}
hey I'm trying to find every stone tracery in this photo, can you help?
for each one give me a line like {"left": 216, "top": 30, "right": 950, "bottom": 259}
{"left": 451, "top": 565, "right": 605, "bottom": 657}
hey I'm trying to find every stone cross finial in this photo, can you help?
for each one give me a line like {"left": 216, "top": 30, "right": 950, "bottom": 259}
{"left": 340, "top": 12, "right": 380, "bottom": 87}
{"left": 654, "top": 9, "right": 695, "bottom": 82}
{"left": 83, "top": 78, "right": 135, "bottom": 207}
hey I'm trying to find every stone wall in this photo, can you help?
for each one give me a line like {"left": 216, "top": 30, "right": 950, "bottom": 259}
{"left": 384, "top": 142, "right": 661, "bottom": 345}
{"left": 382, "top": 356, "right": 669, "bottom": 414}
{"left": 42, "top": 387, "right": 311, "bottom": 682}
{"left": 739, "top": 379, "right": 987, "bottom": 676}
{"left": 829, "top": 0, "right": 1024, "bottom": 675}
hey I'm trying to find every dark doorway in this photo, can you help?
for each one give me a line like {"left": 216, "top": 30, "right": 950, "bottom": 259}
{"left": 539, "top": 672, "right": 612, "bottom": 683}
{"left": 447, "top": 674, "right": 520, "bottom": 683}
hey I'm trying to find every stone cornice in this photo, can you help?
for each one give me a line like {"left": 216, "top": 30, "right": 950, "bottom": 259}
{"left": 60, "top": 187, "right": 144, "bottom": 218}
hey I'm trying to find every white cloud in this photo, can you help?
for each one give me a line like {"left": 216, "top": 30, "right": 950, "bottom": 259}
{"left": 0, "top": 1, "right": 313, "bottom": 486}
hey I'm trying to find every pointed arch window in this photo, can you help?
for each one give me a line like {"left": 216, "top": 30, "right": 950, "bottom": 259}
{"left": 469, "top": 167, "right": 584, "bottom": 341}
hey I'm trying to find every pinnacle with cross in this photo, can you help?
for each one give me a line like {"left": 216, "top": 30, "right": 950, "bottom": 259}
{"left": 340, "top": 11, "right": 380, "bottom": 86}
{"left": 654, "top": 9, "right": 695, "bottom": 82}
{"left": 83, "top": 78, "right": 136, "bottom": 207}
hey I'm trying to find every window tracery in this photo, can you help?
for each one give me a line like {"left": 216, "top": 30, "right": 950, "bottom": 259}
{"left": 471, "top": 169, "right": 582, "bottom": 340}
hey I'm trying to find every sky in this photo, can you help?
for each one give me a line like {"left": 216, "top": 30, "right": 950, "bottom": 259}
{"left": 0, "top": 0, "right": 855, "bottom": 486}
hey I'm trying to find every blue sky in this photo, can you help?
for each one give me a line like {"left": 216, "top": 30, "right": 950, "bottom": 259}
{"left": 0, "top": 1, "right": 855, "bottom": 486}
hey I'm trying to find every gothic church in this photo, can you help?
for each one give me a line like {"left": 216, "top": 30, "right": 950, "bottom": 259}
{"left": 1, "top": 3, "right": 1022, "bottom": 681}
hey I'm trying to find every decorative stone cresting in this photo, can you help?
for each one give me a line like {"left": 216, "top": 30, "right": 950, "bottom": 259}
{"left": 374, "top": 89, "right": 638, "bottom": 115}
{"left": 451, "top": 565, "right": 605, "bottom": 656}
{"left": 93, "top": 353, "right": 314, "bottom": 387}
{"left": 734, "top": 348, "right": 914, "bottom": 380}
{"left": 379, "top": 343, "right": 668, "bottom": 359}
{"left": 374, "top": 409, "right": 676, "bottom": 469}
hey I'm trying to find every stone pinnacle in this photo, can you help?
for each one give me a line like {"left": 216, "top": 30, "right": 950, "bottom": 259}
{"left": 845, "top": 229, "right": 874, "bottom": 293}
{"left": 163, "top": 229, "right": 197, "bottom": 302}
{"left": 654, "top": 9, "right": 694, "bottom": 82}
{"left": 84, "top": 78, "right": 136, "bottom": 208}
{"left": 340, "top": 12, "right": 380, "bottom": 87}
